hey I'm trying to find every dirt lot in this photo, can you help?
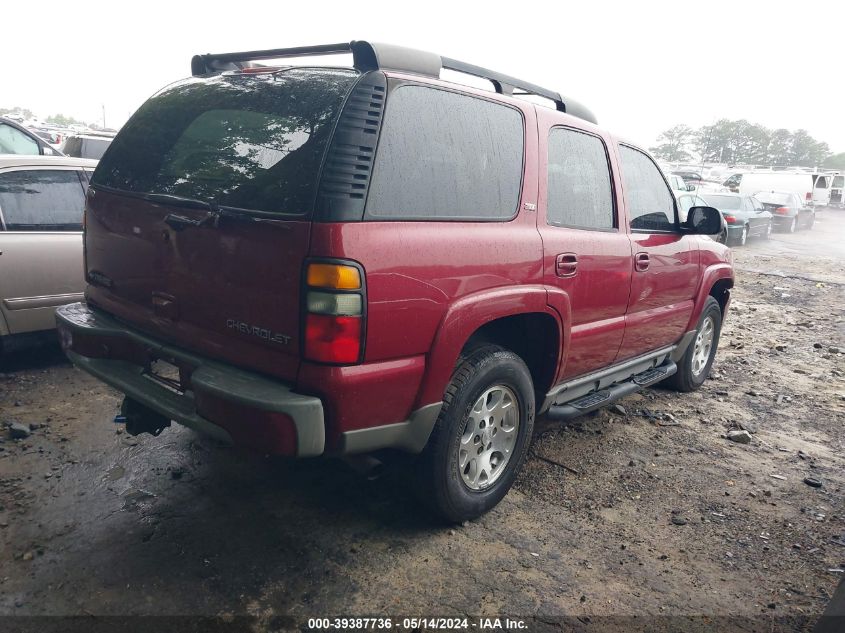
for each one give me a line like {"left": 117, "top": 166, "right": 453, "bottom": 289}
{"left": 1, "top": 212, "right": 844, "bottom": 632}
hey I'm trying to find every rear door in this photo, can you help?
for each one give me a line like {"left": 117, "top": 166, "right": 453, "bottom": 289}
{"left": 616, "top": 145, "right": 698, "bottom": 360}
{"left": 0, "top": 167, "right": 86, "bottom": 334}
{"left": 536, "top": 119, "right": 632, "bottom": 379}
{"left": 813, "top": 175, "right": 831, "bottom": 206}
{"left": 83, "top": 68, "right": 360, "bottom": 381}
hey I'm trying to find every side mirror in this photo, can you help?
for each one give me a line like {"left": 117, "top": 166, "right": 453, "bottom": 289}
{"left": 685, "top": 206, "right": 722, "bottom": 235}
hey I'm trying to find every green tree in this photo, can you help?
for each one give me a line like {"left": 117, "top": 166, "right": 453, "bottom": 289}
{"left": 822, "top": 152, "right": 845, "bottom": 169}
{"left": 649, "top": 124, "right": 695, "bottom": 162}
{"left": 788, "top": 129, "right": 830, "bottom": 167}
{"left": 766, "top": 128, "right": 793, "bottom": 165}
{"left": 45, "top": 113, "right": 86, "bottom": 126}
{"left": 0, "top": 106, "right": 34, "bottom": 119}
{"left": 695, "top": 119, "right": 772, "bottom": 164}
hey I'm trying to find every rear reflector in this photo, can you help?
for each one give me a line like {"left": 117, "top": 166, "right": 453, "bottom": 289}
{"left": 775, "top": 207, "right": 790, "bottom": 215}
{"left": 723, "top": 215, "right": 737, "bottom": 224}
{"left": 304, "top": 314, "right": 362, "bottom": 364}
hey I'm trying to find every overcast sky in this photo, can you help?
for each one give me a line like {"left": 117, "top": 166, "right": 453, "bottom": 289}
{"left": 3, "top": 0, "right": 844, "bottom": 153}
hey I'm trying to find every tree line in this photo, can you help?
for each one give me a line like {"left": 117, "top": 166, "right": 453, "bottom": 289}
{"left": 1, "top": 106, "right": 88, "bottom": 127}
{"left": 650, "top": 119, "right": 842, "bottom": 169}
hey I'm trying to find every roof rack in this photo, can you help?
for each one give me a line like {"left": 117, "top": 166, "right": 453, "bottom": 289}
{"left": 191, "top": 40, "right": 597, "bottom": 124}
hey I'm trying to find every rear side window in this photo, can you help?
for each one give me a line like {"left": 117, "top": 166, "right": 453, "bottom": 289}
{"left": 0, "top": 123, "right": 40, "bottom": 155}
{"left": 365, "top": 85, "right": 524, "bottom": 220}
{"left": 92, "top": 68, "right": 359, "bottom": 216}
{"left": 0, "top": 170, "right": 85, "bottom": 230}
{"left": 546, "top": 127, "right": 614, "bottom": 229}
{"left": 619, "top": 146, "right": 676, "bottom": 232}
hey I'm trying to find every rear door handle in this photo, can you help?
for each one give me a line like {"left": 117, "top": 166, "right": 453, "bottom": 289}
{"left": 555, "top": 253, "right": 578, "bottom": 277}
{"left": 635, "top": 252, "right": 650, "bottom": 272}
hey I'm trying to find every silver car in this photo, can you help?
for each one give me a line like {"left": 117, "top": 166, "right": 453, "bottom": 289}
{"left": 0, "top": 155, "right": 96, "bottom": 352}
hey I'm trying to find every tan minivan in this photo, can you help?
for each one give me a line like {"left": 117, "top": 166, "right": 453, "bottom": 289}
{"left": 0, "top": 155, "right": 97, "bottom": 352}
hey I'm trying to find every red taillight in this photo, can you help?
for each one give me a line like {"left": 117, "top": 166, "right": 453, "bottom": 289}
{"left": 305, "top": 314, "right": 362, "bottom": 364}
{"left": 724, "top": 215, "right": 737, "bottom": 224}
{"left": 302, "top": 261, "right": 365, "bottom": 364}
{"left": 805, "top": 192, "right": 812, "bottom": 201}
{"left": 775, "top": 207, "right": 790, "bottom": 215}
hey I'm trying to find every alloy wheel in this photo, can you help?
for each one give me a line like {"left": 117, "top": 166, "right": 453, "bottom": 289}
{"left": 459, "top": 385, "right": 520, "bottom": 491}
{"left": 691, "top": 316, "right": 715, "bottom": 377}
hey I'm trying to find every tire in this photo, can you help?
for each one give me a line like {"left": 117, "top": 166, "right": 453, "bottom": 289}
{"left": 665, "top": 296, "right": 722, "bottom": 393}
{"left": 416, "top": 344, "right": 535, "bottom": 523}
{"left": 732, "top": 225, "right": 748, "bottom": 246}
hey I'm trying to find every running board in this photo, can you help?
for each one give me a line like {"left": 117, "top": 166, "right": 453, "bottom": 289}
{"left": 545, "top": 360, "right": 677, "bottom": 421}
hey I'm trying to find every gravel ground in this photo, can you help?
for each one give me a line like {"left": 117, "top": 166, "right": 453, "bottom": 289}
{"left": 1, "top": 212, "right": 844, "bottom": 632}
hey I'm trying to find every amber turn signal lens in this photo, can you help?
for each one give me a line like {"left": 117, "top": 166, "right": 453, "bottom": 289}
{"left": 307, "top": 263, "right": 361, "bottom": 290}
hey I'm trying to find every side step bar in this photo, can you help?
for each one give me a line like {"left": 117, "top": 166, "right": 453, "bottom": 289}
{"left": 545, "top": 360, "right": 677, "bottom": 422}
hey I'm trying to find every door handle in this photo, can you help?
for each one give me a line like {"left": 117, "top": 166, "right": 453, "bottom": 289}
{"left": 555, "top": 253, "right": 578, "bottom": 277}
{"left": 635, "top": 252, "right": 650, "bottom": 272}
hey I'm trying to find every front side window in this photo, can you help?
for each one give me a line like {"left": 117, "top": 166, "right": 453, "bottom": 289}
{"left": 0, "top": 170, "right": 85, "bottom": 230}
{"left": 0, "top": 123, "right": 40, "bottom": 155}
{"left": 546, "top": 127, "right": 614, "bottom": 230}
{"left": 619, "top": 145, "right": 676, "bottom": 232}
{"left": 365, "top": 85, "right": 524, "bottom": 220}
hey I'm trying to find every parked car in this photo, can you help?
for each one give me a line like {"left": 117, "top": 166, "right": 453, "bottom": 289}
{"left": 666, "top": 173, "right": 694, "bottom": 193}
{"left": 0, "top": 117, "right": 63, "bottom": 156}
{"left": 672, "top": 170, "right": 703, "bottom": 184}
{"left": 676, "top": 192, "right": 728, "bottom": 244}
{"left": 753, "top": 190, "right": 815, "bottom": 232}
{"left": 56, "top": 40, "right": 731, "bottom": 522}
{"left": 60, "top": 132, "right": 115, "bottom": 160}
{"left": 699, "top": 193, "right": 773, "bottom": 245}
{"left": 0, "top": 155, "right": 96, "bottom": 353}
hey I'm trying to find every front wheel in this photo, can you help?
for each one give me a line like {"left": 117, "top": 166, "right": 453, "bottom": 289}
{"left": 665, "top": 296, "right": 722, "bottom": 393}
{"left": 416, "top": 344, "right": 535, "bottom": 523}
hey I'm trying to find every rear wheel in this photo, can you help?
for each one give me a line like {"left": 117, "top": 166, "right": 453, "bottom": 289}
{"left": 416, "top": 344, "right": 535, "bottom": 523}
{"left": 733, "top": 225, "right": 748, "bottom": 246}
{"left": 665, "top": 296, "right": 722, "bottom": 393}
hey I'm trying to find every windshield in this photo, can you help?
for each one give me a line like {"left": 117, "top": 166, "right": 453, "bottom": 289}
{"left": 91, "top": 68, "right": 359, "bottom": 216}
{"left": 701, "top": 194, "right": 742, "bottom": 210}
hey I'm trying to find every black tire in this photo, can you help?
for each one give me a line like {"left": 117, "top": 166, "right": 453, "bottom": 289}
{"left": 665, "top": 296, "right": 722, "bottom": 393}
{"left": 416, "top": 344, "right": 535, "bottom": 523}
{"left": 730, "top": 225, "right": 748, "bottom": 247}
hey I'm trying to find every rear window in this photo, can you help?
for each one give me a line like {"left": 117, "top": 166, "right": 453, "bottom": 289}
{"left": 80, "top": 138, "right": 111, "bottom": 160}
{"left": 0, "top": 170, "right": 85, "bottom": 230}
{"left": 365, "top": 85, "right": 524, "bottom": 220}
{"left": 92, "top": 68, "right": 359, "bottom": 215}
{"left": 701, "top": 194, "right": 742, "bottom": 210}
{"left": 755, "top": 192, "right": 793, "bottom": 205}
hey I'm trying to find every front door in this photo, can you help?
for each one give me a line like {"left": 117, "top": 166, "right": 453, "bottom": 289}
{"left": 615, "top": 145, "right": 698, "bottom": 360}
{"left": 537, "top": 122, "right": 632, "bottom": 380}
{"left": 0, "top": 167, "right": 87, "bottom": 335}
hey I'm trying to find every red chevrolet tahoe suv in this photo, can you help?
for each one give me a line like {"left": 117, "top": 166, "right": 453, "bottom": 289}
{"left": 56, "top": 41, "right": 732, "bottom": 521}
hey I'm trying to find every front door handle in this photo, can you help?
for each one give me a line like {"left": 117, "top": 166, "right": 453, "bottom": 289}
{"left": 555, "top": 253, "right": 578, "bottom": 277}
{"left": 635, "top": 252, "right": 650, "bottom": 272}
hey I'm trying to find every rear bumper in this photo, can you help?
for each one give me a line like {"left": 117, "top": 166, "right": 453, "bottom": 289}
{"left": 56, "top": 303, "right": 325, "bottom": 456}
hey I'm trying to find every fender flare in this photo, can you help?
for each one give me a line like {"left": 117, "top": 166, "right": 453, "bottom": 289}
{"left": 687, "top": 263, "right": 734, "bottom": 330}
{"left": 415, "top": 285, "right": 565, "bottom": 407}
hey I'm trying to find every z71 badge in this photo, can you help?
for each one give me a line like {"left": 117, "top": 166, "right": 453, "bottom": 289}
{"left": 226, "top": 319, "right": 291, "bottom": 345}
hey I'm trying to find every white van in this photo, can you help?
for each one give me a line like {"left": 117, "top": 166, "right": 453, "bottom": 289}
{"left": 726, "top": 171, "right": 829, "bottom": 207}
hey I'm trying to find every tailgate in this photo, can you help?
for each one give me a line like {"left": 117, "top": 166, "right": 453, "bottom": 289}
{"left": 83, "top": 67, "right": 360, "bottom": 381}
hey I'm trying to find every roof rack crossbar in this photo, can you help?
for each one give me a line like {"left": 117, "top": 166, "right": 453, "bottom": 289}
{"left": 190, "top": 40, "right": 597, "bottom": 124}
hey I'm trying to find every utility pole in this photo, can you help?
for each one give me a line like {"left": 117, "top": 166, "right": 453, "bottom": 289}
{"left": 102, "top": 104, "right": 106, "bottom": 130}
